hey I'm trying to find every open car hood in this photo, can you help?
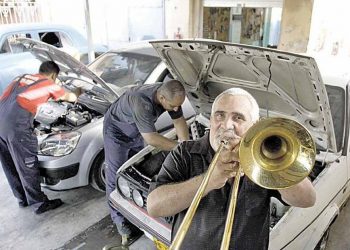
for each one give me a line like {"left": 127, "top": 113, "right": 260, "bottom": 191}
{"left": 150, "top": 40, "right": 336, "bottom": 152}
{"left": 17, "top": 38, "right": 118, "bottom": 99}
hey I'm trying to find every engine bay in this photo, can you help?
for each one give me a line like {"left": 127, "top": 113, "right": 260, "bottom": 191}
{"left": 35, "top": 101, "right": 99, "bottom": 135}
{"left": 34, "top": 84, "right": 113, "bottom": 136}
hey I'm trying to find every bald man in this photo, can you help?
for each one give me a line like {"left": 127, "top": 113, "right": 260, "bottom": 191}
{"left": 103, "top": 80, "right": 189, "bottom": 245}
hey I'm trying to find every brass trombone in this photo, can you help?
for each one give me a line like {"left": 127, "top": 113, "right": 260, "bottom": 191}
{"left": 169, "top": 117, "right": 316, "bottom": 250}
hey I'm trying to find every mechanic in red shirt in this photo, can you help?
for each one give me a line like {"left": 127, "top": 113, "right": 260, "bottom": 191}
{"left": 0, "top": 61, "right": 77, "bottom": 214}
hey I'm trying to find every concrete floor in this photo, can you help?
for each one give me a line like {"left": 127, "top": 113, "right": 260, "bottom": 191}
{"left": 0, "top": 165, "right": 156, "bottom": 250}
{"left": 60, "top": 216, "right": 156, "bottom": 250}
{"left": 326, "top": 201, "right": 350, "bottom": 250}
{"left": 0, "top": 162, "right": 349, "bottom": 250}
{"left": 0, "top": 166, "right": 109, "bottom": 250}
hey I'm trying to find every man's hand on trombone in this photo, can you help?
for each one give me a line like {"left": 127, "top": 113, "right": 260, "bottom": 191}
{"left": 207, "top": 135, "right": 243, "bottom": 191}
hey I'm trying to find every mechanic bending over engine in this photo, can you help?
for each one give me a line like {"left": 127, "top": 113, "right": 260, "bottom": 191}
{"left": 0, "top": 61, "right": 77, "bottom": 214}
{"left": 147, "top": 88, "right": 316, "bottom": 250}
{"left": 103, "top": 80, "right": 189, "bottom": 245}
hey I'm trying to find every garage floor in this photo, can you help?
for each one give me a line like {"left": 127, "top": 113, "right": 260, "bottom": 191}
{"left": 60, "top": 216, "right": 156, "bottom": 250}
{"left": 0, "top": 165, "right": 156, "bottom": 250}
{"left": 0, "top": 166, "right": 109, "bottom": 250}
{"left": 0, "top": 165, "right": 349, "bottom": 250}
{"left": 326, "top": 201, "right": 350, "bottom": 250}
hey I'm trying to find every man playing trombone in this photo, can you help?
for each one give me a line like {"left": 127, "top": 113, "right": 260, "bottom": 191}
{"left": 147, "top": 88, "right": 316, "bottom": 250}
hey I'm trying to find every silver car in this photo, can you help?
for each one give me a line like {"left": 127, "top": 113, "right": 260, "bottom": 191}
{"left": 109, "top": 40, "right": 349, "bottom": 250}
{"left": 17, "top": 38, "right": 194, "bottom": 192}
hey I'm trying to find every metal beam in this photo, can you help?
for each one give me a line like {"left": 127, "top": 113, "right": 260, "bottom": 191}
{"left": 84, "top": 0, "right": 95, "bottom": 63}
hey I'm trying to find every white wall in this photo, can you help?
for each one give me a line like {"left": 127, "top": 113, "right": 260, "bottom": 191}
{"left": 38, "top": 0, "right": 165, "bottom": 49}
{"left": 127, "top": 0, "right": 165, "bottom": 42}
{"left": 165, "top": 0, "right": 190, "bottom": 39}
{"left": 203, "top": 0, "right": 283, "bottom": 8}
{"left": 308, "top": 0, "right": 350, "bottom": 57}
{"left": 38, "top": 0, "right": 86, "bottom": 38}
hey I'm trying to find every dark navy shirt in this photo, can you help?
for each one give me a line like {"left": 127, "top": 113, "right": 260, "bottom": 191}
{"left": 151, "top": 133, "right": 284, "bottom": 250}
{"left": 108, "top": 83, "right": 183, "bottom": 134}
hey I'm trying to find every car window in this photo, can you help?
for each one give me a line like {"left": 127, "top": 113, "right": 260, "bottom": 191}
{"left": 90, "top": 52, "right": 161, "bottom": 87}
{"left": 39, "top": 32, "right": 62, "bottom": 48}
{"left": 0, "top": 33, "right": 31, "bottom": 53}
{"left": 325, "top": 85, "right": 345, "bottom": 152}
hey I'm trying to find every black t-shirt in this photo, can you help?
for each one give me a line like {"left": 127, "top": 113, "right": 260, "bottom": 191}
{"left": 109, "top": 83, "right": 183, "bottom": 134}
{"left": 150, "top": 133, "right": 285, "bottom": 250}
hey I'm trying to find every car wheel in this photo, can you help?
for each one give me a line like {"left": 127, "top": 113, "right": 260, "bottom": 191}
{"left": 315, "top": 227, "right": 331, "bottom": 250}
{"left": 90, "top": 152, "right": 106, "bottom": 192}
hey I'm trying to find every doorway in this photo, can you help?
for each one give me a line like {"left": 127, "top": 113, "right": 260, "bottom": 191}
{"left": 202, "top": 6, "right": 279, "bottom": 47}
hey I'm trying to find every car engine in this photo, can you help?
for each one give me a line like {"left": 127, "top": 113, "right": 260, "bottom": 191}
{"left": 34, "top": 97, "right": 106, "bottom": 135}
{"left": 35, "top": 101, "right": 70, "bottom": 125}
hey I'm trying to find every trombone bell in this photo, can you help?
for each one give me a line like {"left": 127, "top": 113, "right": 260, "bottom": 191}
{"left": 240, "top": 117, "right": 316, "bottom": 189}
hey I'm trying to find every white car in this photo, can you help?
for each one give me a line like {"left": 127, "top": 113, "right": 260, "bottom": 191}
{"left": 109, "top": 40, "right": 349, "bottom": 250}
{"left": 0, "top": 23, "right": 108, "bottom": 94}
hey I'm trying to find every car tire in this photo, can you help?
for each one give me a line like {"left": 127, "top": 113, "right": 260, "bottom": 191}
{"left": 315, "top": 227, "right": 331, "bottom": 250}
{"left": 90, "top": 152, "right": 106, "bottom": 192}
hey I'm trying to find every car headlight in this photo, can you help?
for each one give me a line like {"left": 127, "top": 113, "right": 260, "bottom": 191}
{"left": 39, "top": 131, "right": 81, "bottom": 156}
{"left": 117, "top": 177, "right": 131, "bottom": 198}
{"left": 132, "top": 189, "right": 144, "bottom": 207}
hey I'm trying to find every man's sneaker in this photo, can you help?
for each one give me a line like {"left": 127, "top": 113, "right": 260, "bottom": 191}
{"left": 18, "top": 200, "right": 28, "bottom": 208}
{"left": 121, "top": 228, "right": 144, "bottom": 246}
{"left": 35, "top": 199, "right": 63, "bottom": 214}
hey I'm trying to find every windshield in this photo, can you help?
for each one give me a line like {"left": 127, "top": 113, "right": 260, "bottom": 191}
{"left": 325, "top": 85, "right": 345, "bottom": 152}
{"left": 89, "top": 51, "right": 160, "bottom": 87}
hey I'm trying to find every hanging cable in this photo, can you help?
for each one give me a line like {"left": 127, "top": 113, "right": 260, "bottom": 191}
{"left": 265, "top": 54, "right": 272, "bottom": 118}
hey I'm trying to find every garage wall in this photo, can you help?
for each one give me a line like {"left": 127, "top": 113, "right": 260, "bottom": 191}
{"left": 203, "top": 0, "right": 283, "bottom": 8}
{"left": 38, "top": 0, "right": 165, "bottom": 49}
{"left": 165, "top": 0, "right": 190, "bottom": 39}
{"left": 308, "top": 0, "right": 350, "bottom": 57}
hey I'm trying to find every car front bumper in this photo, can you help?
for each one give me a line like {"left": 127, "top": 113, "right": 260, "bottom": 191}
{"left": 37, "top": 144, "right": 91, "bottom": 190}
{"left": 39, "top": 162, "right": 79, "bottom": 184}
{"left": 109, "top": 189, "right": 171, "bottom": 246}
